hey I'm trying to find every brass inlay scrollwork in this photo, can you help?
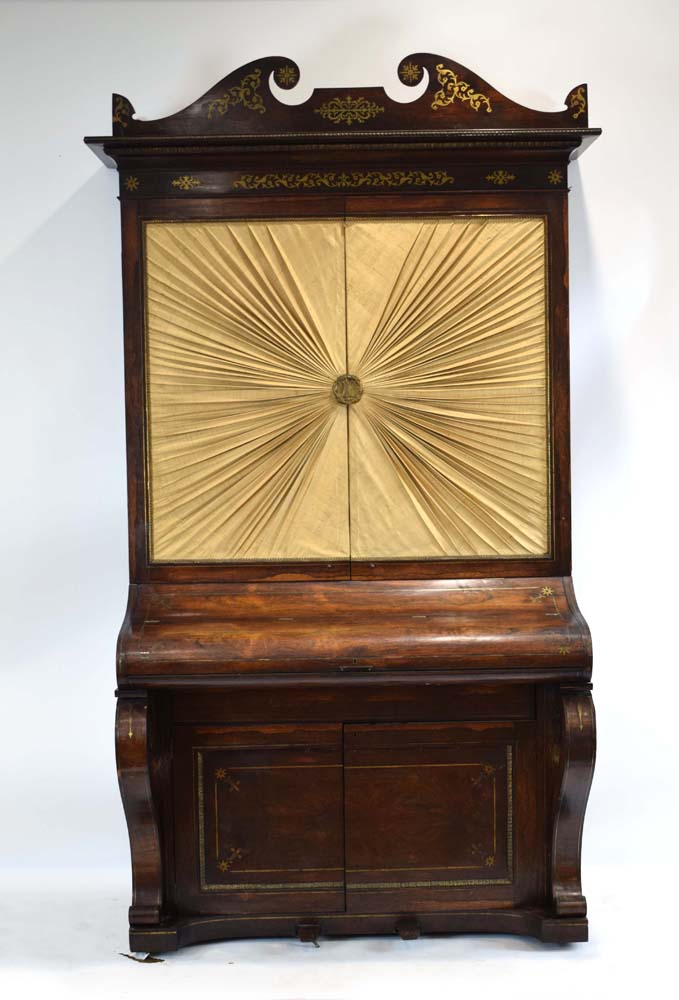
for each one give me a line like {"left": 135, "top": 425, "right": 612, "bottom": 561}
{"left": 233, "top": 170, "right": 455, "bottom": 191}
{"left": 171, "top": 175, "right": 202, "bottom": 191}
{"left": 570, "top": 86, "right": 586, "bottom": 120}
{"left": 432, "top": 64, "right": 492, "bottom": 113}
{"left": 207, "top": 69, "right": 266, "bottom": 117}
{"left": 486, "top": 170, "right": 516, "bottom": 186}
{"left": 314, "top": 95, "right": 385, "bottom": 125}
{"left": 112, "top": 95, "right": 132, "bottom": 128}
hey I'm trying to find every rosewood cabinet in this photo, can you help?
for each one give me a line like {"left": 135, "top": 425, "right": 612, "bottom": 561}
{"left": 86, "top": 53, "right": 599, "bottom": 952}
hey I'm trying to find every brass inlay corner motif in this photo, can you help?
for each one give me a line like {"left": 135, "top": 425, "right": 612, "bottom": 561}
{"left": 486, "top": 170, "right": 516, "bottom": 186}
{"left": 124, "top": 176, "right": 139, "bottom": 192}
{"left": 558, "top": 645, "right": 571, "bottom": 656}
{"left": 171, "top": 175, "right": 202, "bottom": 191}
{"left": 275, "top": 64, "right": 298, "bottom": 87}
{"left": 233, "top": 170, "right": 454, "bottom": 191}
{"left": 314, "top": 95, "right": 385, "bottom": 126}
{"left": 207, "top": 69, "right": 266, "bottom": 118}
{"left": 432, "top": 64, "right": 492, "bottom": 113}
{"left": 548, "top": 169, "right": 564, "bottom": 185}
{"left": 218, "top": 846, "right": 244, "bottom": 872}
{"left": 333, "top": 374, "right": 363, "bottom": 406}
{"left": 215, "top": 768, "right": 240, "bottom": 792}
{"left": 400, "top": 61, "right": 421, "bottom": 84}
{"left": 112, "top": 95, "right": 132, "bottom": 128}
{"left": 570, "top": 86, "right": 586, "bottom": 120}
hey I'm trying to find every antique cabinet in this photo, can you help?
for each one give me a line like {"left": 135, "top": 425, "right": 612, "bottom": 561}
{"left": 85, "top": 53, "right": 599, "bottom": 952}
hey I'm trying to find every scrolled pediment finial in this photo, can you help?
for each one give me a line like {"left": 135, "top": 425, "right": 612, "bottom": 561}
{"left": 88, "top": 53, "right": 596, "bottom": 154}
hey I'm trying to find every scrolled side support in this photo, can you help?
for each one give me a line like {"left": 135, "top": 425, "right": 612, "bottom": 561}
{"left": 551, "top": 685, "right": 596, "bottom": 917}
{"left": 115, "top": 691, "right": 163, "bottom": 926}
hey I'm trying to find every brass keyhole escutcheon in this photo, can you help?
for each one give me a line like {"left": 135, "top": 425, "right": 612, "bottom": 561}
{"left": 332, "top": 374, "right": 363, "bottom": 405}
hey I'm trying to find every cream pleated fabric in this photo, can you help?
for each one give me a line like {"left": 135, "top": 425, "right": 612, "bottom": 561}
{"left": 145, "top": 220, "right": 349, "bottom": 562}
{"left": 346, "top": 218, "right": 549, "bottom": 558}
{"left": 144, "top": 217, "right": 549, "bottom": 562}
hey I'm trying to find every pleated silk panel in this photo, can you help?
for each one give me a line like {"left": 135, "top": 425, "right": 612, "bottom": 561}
{"left": 346, "top": 217, "right": 550, "bottom": 559}
{"left": 145, "top": 220, "right": 349, "bottom": 562}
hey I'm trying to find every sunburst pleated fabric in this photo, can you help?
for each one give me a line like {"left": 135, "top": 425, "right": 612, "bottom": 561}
{"left": 145, "top": 221, "right": 349, "bottom": 561}
{"left": 346, "top": 217, "right": 549, "bottom": 558}
{"left": 144, "top": 217, "right": 549, "bottom": 563}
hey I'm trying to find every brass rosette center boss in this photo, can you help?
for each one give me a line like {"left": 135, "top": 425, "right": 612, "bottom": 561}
{"left": 332, "top": 374, "right": 364, "bottom": 405}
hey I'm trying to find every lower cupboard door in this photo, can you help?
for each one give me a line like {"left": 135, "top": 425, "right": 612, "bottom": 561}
{"left": 344, "top": 722, "right": 537, "bottom": 913}
{"left": 173, "top": 724, "right": 345, "bottom": 915}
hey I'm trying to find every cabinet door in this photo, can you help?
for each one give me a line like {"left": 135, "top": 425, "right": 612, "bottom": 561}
{"left": 344, "top": 722, "right": 536, "bottom": 913}
{"left": 144, "top": 215, "right": 549, "bottom": 568}
{"left": 174, "top": 724, "right": 345, "bottom": 914}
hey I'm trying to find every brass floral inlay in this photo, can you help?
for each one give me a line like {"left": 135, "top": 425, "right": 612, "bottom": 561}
{"left": 432, "top": 64, "right": 492, "bottom": 113}
{"left": 275, "top": 64, "right": 298, "bottom": 87}
{"left": 530, "top": 585, "right": 555, "bottom": 602}
{"left": 486, "top": 170, "right": 516, "bottom": 185}
{"left": 400, "top": 61, "right": 421, "bottom": 84}
{"left": 314, "top": 95, "right": 385, "bottom": 125}
{"left": 171, "top": 175, "right": 202, "bottom": 191}
{"left": 570, "top": 86, "right": 586, "bottom": 120}
{"left": 207, "top": 69, "right": 265, "bottom": 118}
{"left": 484, "top": 855, "right": 495, "bottom": 867}
{"left": 548, "top": 169, "right": 564, "bottom": 185}
{"left": 558, "top": 646, "right": 571, "bottom": 656}
{"left": 124, "top": 176, "right": 139, "bottom": 192}
{"left": 333, "top": 374, "right": 363, "bottom": 405}
{"left": 112, "top": 95, "right": 132, "bottom": 128}
{"left": 233, "top": 169, "right": 455, "bottom": 191}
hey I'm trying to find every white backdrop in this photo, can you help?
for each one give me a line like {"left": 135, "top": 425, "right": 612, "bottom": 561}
{"left": 1, "top": 1, "right": 677, "bottom": 997}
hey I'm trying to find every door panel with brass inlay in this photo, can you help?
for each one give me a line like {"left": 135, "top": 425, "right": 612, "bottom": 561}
{"left": 174, "top": 724, "right": 345, "bottom": 915}
{"left": 344, "top": 722, "right": 534, "bottom": 913}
